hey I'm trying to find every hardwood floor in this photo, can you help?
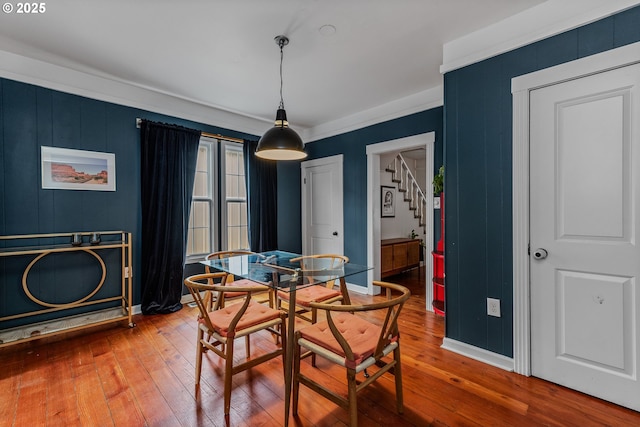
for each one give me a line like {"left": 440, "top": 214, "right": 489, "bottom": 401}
{"left": 2, "top": 270, "right": 639, "bottom": 426}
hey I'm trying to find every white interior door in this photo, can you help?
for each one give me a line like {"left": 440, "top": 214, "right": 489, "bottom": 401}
{"left": 301, "top": 155, "right": 344, "bottom": 255}
{"left": 530, "top": 63, "right": 640, "bottom": 410}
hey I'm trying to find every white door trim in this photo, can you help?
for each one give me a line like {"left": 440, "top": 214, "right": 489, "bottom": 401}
{"left": 366, "top": 133, "right": 435, "bottom": 308}
{"left": 301, "top": 154, "right": 344, "bottom": 256}
{"left": 512, "top": 41, "right": 640, "bottom": 376}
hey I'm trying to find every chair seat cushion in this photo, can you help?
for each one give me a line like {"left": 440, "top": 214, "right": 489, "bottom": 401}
{"left": 277, "top": 285, "right": 342, "bottom": 307}
{"left": 298, "top": 313, "right": 383, "bottom": 368}
{"left": 202, "top": 301, "right": 281, "bottom": 337}
{"left": 221, "top": 278, "right": 269, "bottom": 298}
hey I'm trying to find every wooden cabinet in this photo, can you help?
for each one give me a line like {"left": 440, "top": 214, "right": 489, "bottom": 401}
{"left": 381, "top": 238, "right": 421, "bottom": 279}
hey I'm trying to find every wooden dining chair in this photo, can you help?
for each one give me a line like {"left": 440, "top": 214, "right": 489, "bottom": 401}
{"left": 204, "top": 250, "right": 274, "bottom": 309}
{"left": 275, "top": 254, "right": 349, "bottom": 324}
{"left": 184, "top": 272, "right": 287, "bottom": 416}
{"left": 292, "top": 281, "right": 410, "bottom": 427}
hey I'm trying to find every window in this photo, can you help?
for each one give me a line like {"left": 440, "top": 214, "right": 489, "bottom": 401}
{"left": 186, "top": 138, "right": 248, "bottom": 262}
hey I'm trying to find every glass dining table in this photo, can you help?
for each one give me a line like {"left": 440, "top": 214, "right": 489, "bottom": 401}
{"left": 201, "top": 250, "right": 371, "bottom": 426}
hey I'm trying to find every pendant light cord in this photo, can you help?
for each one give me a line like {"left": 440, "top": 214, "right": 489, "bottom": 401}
{"left": 279, "top": 39, "right": 285, "bottom": 110}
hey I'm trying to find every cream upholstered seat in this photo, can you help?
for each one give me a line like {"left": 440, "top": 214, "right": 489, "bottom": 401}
{"left": 292, "top": 281, "right": 410, "bottom": 427}
{"left": 184, "top": 272, "right": 286, "bottom": 417}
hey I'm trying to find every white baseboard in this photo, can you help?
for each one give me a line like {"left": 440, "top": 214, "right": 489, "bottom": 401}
{"left": 441, "top": 337, "right": 514, "bottom": 372}
{"left": 345, "top": 282, "right": 370, "bottom": 295}
{"left": 132, "top": 304, "right": 142, "bottom": 315}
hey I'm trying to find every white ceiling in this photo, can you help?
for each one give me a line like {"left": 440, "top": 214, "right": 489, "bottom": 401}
{"left": 0, "top": 0, "right": 635, "bottom": 139}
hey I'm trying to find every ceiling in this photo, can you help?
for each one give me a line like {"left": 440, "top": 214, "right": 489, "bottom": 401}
{"left": 0, "top": 0, "right": 553, "bottom": 135}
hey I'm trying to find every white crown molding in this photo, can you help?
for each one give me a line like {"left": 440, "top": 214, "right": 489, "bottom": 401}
{"left": 302, "top": 86, "right": 443, "bottom": 143}
{"left": 0, "top": 50, "right": 269, "bottom": 137}
{"left": 441, "top": 0, "right": 640, "bottom": 74}
{"left": 0, "top": 48, "right": 442, "bottom": 141}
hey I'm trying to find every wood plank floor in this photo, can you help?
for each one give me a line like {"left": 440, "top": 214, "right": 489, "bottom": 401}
{"left": 2, "top": 267, "right": 640, "bottom": 426}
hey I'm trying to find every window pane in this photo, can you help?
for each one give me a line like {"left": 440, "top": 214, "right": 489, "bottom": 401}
{"left": 227, "top": 175, "right": 239, "bottom": 198}
{"left": 193, "top": 171, "right": 208, "bottom": 197}
{"left": 227, "top": 201, "right": 248, "bottom": 250}
{"left": 187, "top": 201, "right": 211, "bottom": 256}
{"left": 196, "top": 146, "right": 208, "bottom": 170}
{"left": 194, "top": 228, "right": 209, "bottom": 254}
{"left": 193, "top": 201, "right": 210, "bottom": 227}
{"left": 240, "top": 202, "right": 247, "bottom": 224}
{"left": 228, "top": 227, "right": 239, "bottom": 251}
{"left": 226, "top": 151, "right": 238, "bottom": 174}
{"left": 228, "top": 202, "right": 239, "bottom": 226}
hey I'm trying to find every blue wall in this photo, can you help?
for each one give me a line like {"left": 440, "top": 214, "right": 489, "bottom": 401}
{"left": 278, "top": 108, "right": 444, "bottom": 287}
{"left": 0, "top": 78, "right": 257, "bottom": 327}
{"left": 443, "top": 5, "right": 640, "bottom": 357}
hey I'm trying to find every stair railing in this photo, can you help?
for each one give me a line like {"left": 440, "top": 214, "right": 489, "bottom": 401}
{"left": 385, "top": 154, "right": 428, "bottom": 233}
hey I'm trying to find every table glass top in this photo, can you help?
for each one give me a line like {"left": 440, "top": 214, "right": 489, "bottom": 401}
{"left": 200, "top": 250, "right": 370, "bottom": 291}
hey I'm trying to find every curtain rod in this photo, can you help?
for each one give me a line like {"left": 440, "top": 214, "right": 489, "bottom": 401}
{"left": 135, "top": 118, "right": 244, "bottom": 144}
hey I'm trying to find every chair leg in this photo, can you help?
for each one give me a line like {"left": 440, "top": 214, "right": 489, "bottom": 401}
{"left": 292, "top": 332, "right": 301, "bottom": 416}
{"left": 245, "top": 335, "right": 251, "bottom": 356}
{"left": 223, "top": 338, "right": 234, "bottom": 415}
{"left": 280, "top": 316, "right": 287, "bottom": 371}
{"left": 310, "top": 308, "right": 318, "bottom": 367}
{"left": 195, "top": 327, "right": 205, "bottom": 386}
{"left": 347, "top": 368, "right": 358, "bottom": 427}
{"left": 394, "top": 345, "right": 404, "bottom": 414}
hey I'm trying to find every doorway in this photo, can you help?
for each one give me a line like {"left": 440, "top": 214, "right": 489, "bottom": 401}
{"left": 366, "top": 133, "right": 435, "bottom": 310}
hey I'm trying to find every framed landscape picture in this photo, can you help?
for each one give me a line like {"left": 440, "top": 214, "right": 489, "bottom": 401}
{"left": 381, "top": 185, "right": 395, "bottom": 217}
{"left": 41, "top": 146, "right": 116, "bottom": 191}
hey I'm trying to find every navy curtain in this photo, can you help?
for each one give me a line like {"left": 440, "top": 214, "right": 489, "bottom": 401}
{"left": 243, "top": 140, "right": 278, "bottom": 252}
{"left": 140, "top": 120, "right": 201, "bottom": 314}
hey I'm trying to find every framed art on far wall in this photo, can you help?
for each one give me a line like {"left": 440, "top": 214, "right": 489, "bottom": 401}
{"left": 41, "top": 146, "right": 116, "bottom": 191}
{"left": 381, "top": 185, "right": 395, "bottom": 217}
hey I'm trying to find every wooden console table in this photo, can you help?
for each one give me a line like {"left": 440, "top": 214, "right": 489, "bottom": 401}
{"left": 0, "top": 231, "right": 134, "bottom": 347}
{"left": 381, "top": 237, "right": 421, "bottom": 279}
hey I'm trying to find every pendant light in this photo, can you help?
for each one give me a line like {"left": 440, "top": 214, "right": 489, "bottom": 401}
{"left": 255, "top": 35, "right": 307, "bottom": 160}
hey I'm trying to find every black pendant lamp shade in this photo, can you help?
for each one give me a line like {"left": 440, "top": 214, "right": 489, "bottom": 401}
{"left": 256, "top": 35, "right": 307, "bottom": 161}
{"left": 256, "top": 108, "right": 306, "bottom": 160}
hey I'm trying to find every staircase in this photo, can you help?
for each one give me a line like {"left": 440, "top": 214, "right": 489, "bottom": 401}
{"left": 385, "top": 154, "right": 427, "bottom": 234}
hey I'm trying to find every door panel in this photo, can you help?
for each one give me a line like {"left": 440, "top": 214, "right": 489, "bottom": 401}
{"left": 530, "top": 63, "right": 640, "bottom": 410}
{"left": 301, "top": 156, "right": 344, "bottom": 256}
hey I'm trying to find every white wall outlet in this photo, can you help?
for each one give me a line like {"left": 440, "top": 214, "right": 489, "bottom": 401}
{"left": 124, "top": 267, "right": 130, "bottom": 278}
{"left": 487, "top": 298, "right": 501, "bottom": 317}
{"left": 434, "top": 196, "right": 441, "bottom": 209}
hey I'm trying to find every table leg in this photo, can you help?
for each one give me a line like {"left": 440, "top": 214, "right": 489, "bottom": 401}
{"left": 339, "top": 277, "right": 351, "bottom": 305}
{"left": 283, "top": 282, "right": 296, "bottom": 427}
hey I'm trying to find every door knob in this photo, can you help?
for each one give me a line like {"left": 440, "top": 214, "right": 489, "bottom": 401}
{"left": 332, "top": 231, "right": 338, "bottom": 236}
{"left": 532, "top": 248, "right": 548, "bottom": 260}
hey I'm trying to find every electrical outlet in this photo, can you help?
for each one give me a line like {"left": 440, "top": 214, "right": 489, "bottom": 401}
{"left": 434, "top": 196, "right": 441, "bottom": 209}
{"left": 487, "top": 298, "right": 501, "bottom": 317}
{"left": 124, "top": 267, "right": 130, "bottom": 278}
